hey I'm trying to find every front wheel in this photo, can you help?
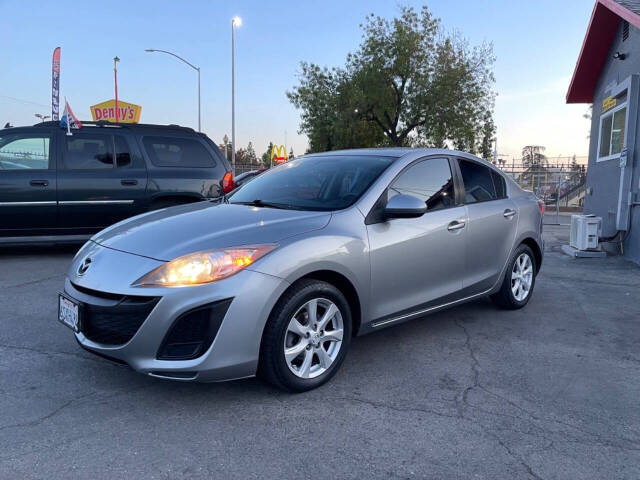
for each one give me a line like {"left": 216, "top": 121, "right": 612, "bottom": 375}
{"left": 490, "top": 244, "right": 536, "bottom": 310}
{"left": 259, "top": 280, "right": 352, "bottom": 392}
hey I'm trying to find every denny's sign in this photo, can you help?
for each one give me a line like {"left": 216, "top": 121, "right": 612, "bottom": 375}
{"left": 90, "top": 99, "right": 142, "bottom": 123}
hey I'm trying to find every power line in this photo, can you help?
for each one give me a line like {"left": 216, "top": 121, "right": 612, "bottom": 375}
{"left": 0, "top": 95, "right": 49, "bottom": 108}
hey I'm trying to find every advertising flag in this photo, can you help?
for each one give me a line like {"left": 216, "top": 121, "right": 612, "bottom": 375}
{"left": 60, "top": 100, "right": 83, "bottom": 131}
{"left": 51, "top": 47, "right": 61, "bottom": 121}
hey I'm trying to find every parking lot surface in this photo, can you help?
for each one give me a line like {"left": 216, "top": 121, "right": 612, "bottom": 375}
{"left": 1, "top": 225, "right": 639, "bottom": 480}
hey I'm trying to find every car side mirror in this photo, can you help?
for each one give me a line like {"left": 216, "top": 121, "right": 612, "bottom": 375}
{"left": 384, "top": 194, "right": 427, "bottom": 219}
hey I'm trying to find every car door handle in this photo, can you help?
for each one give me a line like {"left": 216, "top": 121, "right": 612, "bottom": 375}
{"left": 121, "top": 179, "right": 138, "bottom": 186}
{"left": 503, "top": 209, "right": 517, "bottom": 218}
{"left": 29, "top": 180, "right": 49, "bottom": 187}
{"left": 447, "top": 220, "right": 466, "bottom": 231}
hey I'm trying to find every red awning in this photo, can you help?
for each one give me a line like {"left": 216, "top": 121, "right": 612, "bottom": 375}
{"left": 566, "top": 0, "right": 640, "bottom": 103}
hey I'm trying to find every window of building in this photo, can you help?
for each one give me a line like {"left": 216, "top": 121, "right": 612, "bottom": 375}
{"left": 0, "top": 134, "right": 50, "bottom": 169}
{"left": 598, "top": 103, "right": 627, "bottom": 160}
{"left": 622, "top": 21, "right": 629, "bottom": 42}
{"left": 389, "top": 158, "right": 455, "bottom": 212}
{"left": 458, "top": 159, "right": 498, "bottom": 204}
{"left": 65, "top": 135, "right": 114, "bottom": 169}
{"left": 142, "top": 136, "right": 216, "bottom": 168}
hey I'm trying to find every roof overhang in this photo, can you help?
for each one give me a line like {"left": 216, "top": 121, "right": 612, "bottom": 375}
{"left": 566, "top": 0, "right": 640, "bottom": 103}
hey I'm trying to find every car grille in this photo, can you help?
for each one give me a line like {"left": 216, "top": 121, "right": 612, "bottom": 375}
{"left": 72, "top": 283, "right": 160, "bottom": 345}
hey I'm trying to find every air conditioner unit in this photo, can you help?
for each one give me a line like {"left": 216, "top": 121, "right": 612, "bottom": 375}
{"left": 570, "top": 215, "right": 602, "bottom": 250}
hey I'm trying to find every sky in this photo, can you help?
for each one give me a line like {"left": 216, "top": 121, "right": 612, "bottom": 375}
{"left": 0, "top": 0, "right": 594, "bottom": 161}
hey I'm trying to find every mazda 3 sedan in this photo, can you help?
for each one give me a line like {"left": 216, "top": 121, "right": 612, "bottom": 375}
{"left": 59, "top": 149, "right": 543, "bottom": 392}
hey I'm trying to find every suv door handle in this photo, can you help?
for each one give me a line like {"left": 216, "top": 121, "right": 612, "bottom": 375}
{"left": 447, "top": 220, "right": 466, "bottom": 232}
{"left": 29, "top": 180, "right": 49, "bottom": 187}
{"left": 503, "top": 209, "right": 517, "bottom": 218}
{"left": 121, "top": 179, "right": 138, "bottom": 186}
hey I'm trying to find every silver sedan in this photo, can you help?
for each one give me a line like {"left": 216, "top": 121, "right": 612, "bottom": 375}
{"left": 58, "top": 149, "right": 543, "bottom": 391}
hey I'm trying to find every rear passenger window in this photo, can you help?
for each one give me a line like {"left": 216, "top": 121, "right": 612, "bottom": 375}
{"left": 0, "top": 134, "right": 50, "bottom": 169}
{"left": 142, "top": 137, "right": 216, "bottom": 168}
{"left": 114, "top": 136, "right": 131, "bottom": 168}
{"left": 65, "top": 135, "right": 113, "bottom": 169}
{"left": 390, "top": 158, "right": 455, "bottom": 212}
{"left": 491, "top": 170, "right": 507, "bottom": 199}
{"left": 458, "top": 159, "right": 497, "bottom": 204}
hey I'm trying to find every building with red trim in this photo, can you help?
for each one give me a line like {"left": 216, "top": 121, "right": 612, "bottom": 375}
{"left": 567, "top": 0, "right": 640, "bottom": 263}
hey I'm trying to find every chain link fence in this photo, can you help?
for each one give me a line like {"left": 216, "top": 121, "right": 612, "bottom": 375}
{"left": 497, "top": 161, "right": 587, "bottom": 225}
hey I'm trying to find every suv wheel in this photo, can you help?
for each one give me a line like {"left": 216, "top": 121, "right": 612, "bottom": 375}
{"left": 259, "top": 280, "right": 351, "bottom": 392}
{"left": 490, "top": 244, "right": 536, "bottom": 310}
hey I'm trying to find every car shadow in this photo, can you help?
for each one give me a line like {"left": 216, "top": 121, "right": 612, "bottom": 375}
{"left": 81, "top": 296, "right": 499, "bottom": 405}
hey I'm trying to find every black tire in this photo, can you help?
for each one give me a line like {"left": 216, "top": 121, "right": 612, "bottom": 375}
{"left": 259, "top": 279, "right": 352, "bottom": 392}
{"left": 490, "top": 244, "right": 537, "bottom": 310}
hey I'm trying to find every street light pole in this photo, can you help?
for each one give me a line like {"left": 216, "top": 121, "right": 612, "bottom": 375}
{"left": 145, "top": 49, "right": 201, "bottom": 131}
{"left": 231, "top": 16, "right": 242, "bottom": 175}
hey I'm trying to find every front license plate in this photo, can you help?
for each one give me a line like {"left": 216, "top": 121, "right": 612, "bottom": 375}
{"left": 58, "top": 294, "right": 80, "bottom": 332}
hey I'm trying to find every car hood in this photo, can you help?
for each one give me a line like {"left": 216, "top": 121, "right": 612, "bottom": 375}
{"left": 92, "top": 201, "right": 331, "bottom": 261}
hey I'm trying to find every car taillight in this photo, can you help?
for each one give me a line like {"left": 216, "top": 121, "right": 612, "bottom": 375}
{"left": 222, "top": 172, "right": 234, "bottom": 193}
{"left": 537, "top": 198, "right": 545, "bottom": 215}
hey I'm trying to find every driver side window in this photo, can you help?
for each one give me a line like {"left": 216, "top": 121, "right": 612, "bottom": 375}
{"left": 389, "top": 158, "right": 455, "bottom": 212}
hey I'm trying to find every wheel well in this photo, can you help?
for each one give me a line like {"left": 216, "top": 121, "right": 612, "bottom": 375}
{"left": 521, "top": 237, "right": 542, "bottom": 274}
{"left": 294, "top": 270, "right": 362, "bottom": 336}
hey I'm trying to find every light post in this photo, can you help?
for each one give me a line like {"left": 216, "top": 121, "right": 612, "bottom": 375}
{"left": 34, "top": 113, "right": 50, "bottom": 123}
{"left": 114, "top": 57, "right": 120, "bottom": 122}
{"left": 145, "top": 49, "right": 201, "bottom": 132}
{"left": 231, "top": 16, "right": 242, "bottom": 175}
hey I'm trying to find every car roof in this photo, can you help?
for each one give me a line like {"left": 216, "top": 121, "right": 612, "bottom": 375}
{"left": 303, "top": 147, "right": 490, "bottom": 163}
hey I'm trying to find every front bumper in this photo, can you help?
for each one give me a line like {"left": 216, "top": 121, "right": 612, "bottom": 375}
{"left": 64, "top": 244, "right": 289, "bottom": 382}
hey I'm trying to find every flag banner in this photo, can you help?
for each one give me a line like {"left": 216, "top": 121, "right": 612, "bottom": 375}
{"left": 52, "top": 47, "right": 61, "bottom": 121}
{"left": 60, "top": 100, "right": 82, "bottom": 129}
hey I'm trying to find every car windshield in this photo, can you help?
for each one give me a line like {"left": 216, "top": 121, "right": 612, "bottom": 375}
{"left": 229, "top": 155, "right": 394, "bottom": 211}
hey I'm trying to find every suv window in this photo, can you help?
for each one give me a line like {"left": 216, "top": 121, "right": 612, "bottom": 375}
{"left": 389, "top": 158, "right": 454, "bottom": 212}
{"left": 65, "top": 134, "right": 113, "bottom": 169}
{"left": 0, "top": 134, "right": 50, "bottom": 170}
{"left": 114, "top": 135, "right": 131, "bottom": 168}
{"left": 458, "top": 159, "right": 497, "bottom": 204}
{"left": 142, "top": 136, "right": 216, "bottom": 168}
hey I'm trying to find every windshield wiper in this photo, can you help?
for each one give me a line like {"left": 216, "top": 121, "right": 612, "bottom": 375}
{"left": 232, "top": 199, "right": 295, "bottom": 210}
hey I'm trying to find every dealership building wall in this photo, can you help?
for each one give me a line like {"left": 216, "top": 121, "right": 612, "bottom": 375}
{"left": 583, "top": 20, "right": 640, "bottom": 263}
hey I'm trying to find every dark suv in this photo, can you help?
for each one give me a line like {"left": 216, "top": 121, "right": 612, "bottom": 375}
{"left": 0, "top": 121, "right": 233, "bottom": 243}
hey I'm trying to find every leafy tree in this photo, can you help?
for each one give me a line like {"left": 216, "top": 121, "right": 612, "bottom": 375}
{"left": 246, "top": 141, "right": 258, "bottom": 164}
{"left": 235, "top": 148, "right": 248, "bottom": 164}
{"left": 521, "top": 145, "right": 547, "bottom": 168}
{"left": 479, "top": 112, "right": 496, "bottom": 162}
{"left": 261, "top": 142, "right": 274, "bottom": 167}
{"left": 288, "top": 6, "right": 496, "bottom": 152}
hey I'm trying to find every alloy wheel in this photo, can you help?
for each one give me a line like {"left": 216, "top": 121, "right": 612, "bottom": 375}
{"left": 511, "top": 253, "right": 533, "bottom": 301}
{"left": 283, "top": 298, "right": 344, "bottom": 379}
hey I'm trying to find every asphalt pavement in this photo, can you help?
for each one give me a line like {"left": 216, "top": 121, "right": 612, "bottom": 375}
{"left": 1, "top": 225, "right": 639, "bottom": 479}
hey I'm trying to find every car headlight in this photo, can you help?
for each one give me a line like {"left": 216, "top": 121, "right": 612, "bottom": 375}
{"left": 133, "top": 244, "right": 277, "bottom": 287}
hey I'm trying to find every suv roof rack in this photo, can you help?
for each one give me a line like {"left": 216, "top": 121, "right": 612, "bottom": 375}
{"left": 33, "top": 120, "right": 196, "bottom": 133}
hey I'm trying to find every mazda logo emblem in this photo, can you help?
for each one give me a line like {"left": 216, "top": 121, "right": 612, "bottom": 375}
{"left": 77, "top": 257, "right": 92, "bottom": 276}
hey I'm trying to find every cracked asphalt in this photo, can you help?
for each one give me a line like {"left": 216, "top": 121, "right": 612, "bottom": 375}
{"left": 1, "top": 225, "right": 640, "bottom": 479}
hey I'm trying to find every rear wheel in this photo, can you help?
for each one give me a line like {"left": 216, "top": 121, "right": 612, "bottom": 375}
{"left": 259, "top": 280, "right": 351, "bottom": 392}
{"left": 490, "top": 244, "right": 536, "bottom": 310}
